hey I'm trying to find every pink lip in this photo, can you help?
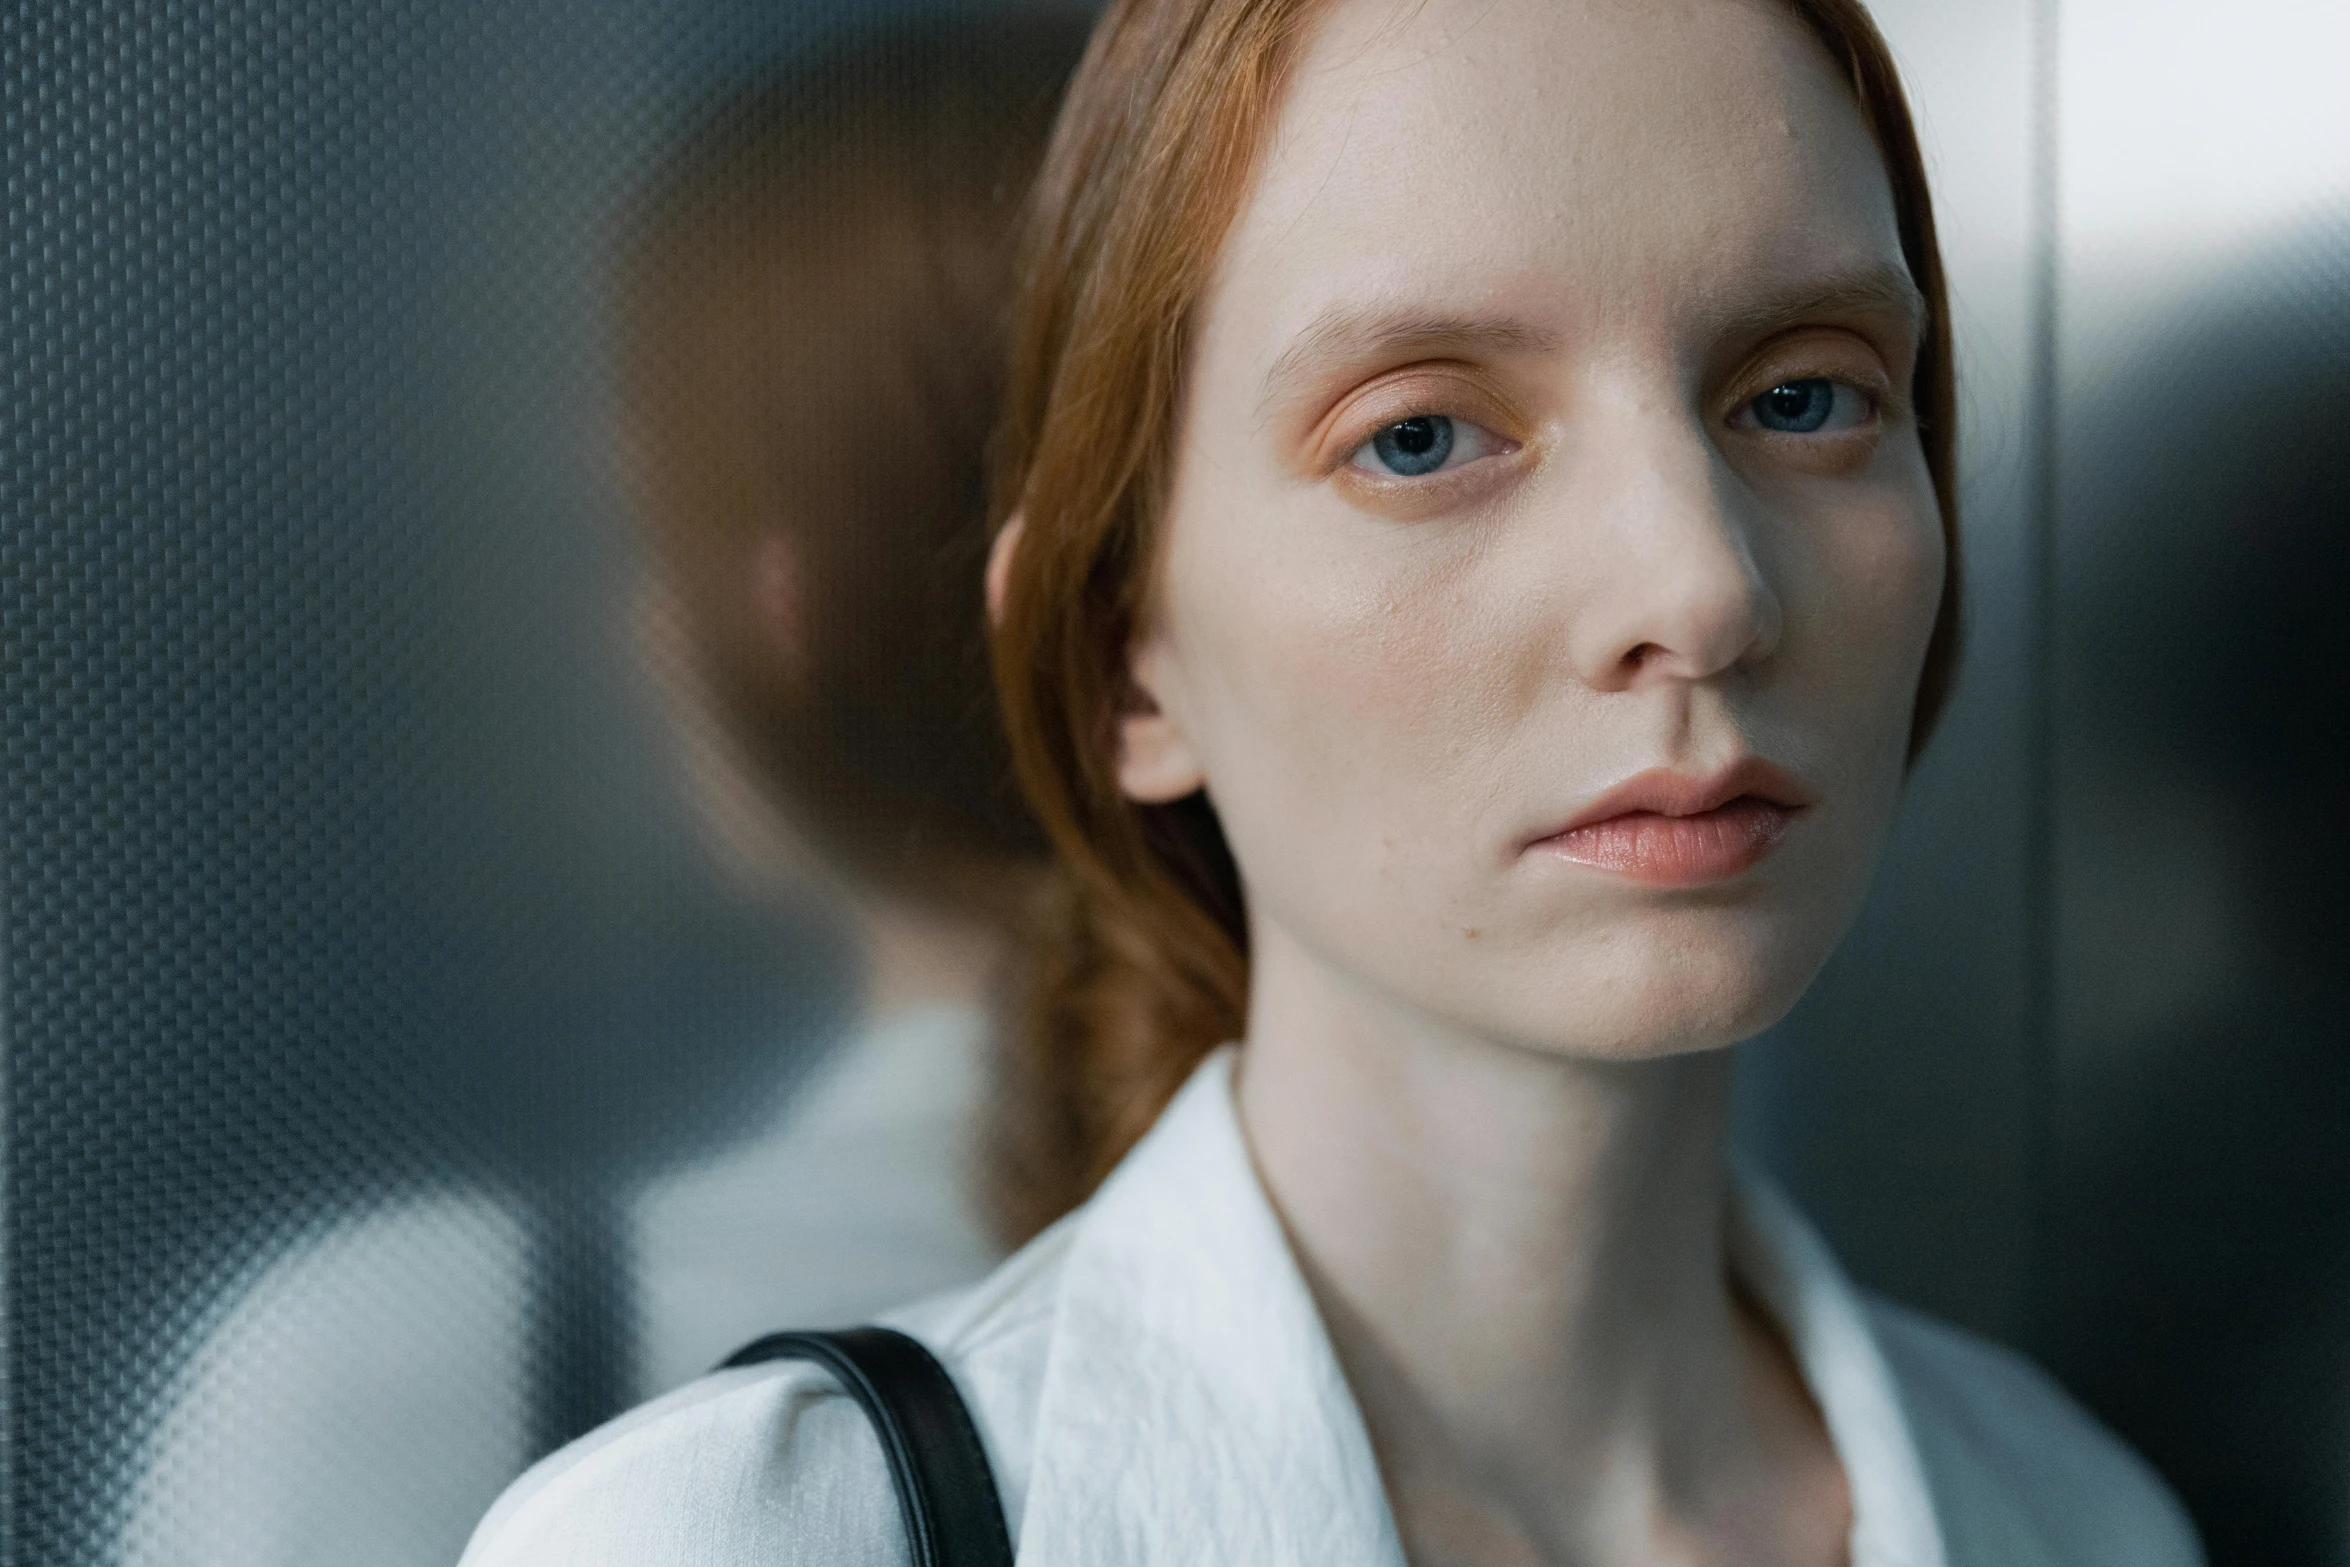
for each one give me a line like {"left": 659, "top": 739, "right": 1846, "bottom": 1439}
{"left": 1526, "top": 759, "right": 1813, "bottom": 888}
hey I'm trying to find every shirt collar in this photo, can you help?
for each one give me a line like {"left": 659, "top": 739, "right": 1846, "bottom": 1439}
{"left": 1013, "top": 1047, "right": 1946, "bottom": 1567}
{"left": 1730, "top": 1171, "right": 1950, "bottom": 1567}
{"left": 1015, "top": 1048, "right": 1407, "bottom": 1567}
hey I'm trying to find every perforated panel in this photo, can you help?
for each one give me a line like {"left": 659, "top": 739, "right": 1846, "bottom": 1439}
{"left": 2, "top": 3, "right": 869, "bottom": 1562}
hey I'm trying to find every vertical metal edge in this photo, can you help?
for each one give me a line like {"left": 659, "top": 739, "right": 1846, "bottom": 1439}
{"left": 2019, "top": 0, "right": 2063, "bottom": 1363}
{"left": 1, "top": 843, "right": 15, "bottom": 1567}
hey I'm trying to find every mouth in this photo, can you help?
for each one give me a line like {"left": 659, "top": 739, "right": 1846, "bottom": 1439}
{"left": 1524, "top": 758, "right": 1812, "bottom": 889}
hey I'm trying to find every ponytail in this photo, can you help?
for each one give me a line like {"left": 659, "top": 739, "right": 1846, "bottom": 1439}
{"left": 982, "top": 802, "right": 1244, "bottom": 1241}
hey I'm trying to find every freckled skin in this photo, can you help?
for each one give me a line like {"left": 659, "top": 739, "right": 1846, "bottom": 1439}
{"left": 1121, "top": 0, "right": 1944, "bottom": 1062}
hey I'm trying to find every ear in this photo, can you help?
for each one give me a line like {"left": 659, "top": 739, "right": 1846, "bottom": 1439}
{"left": 985, "top": 513, "right": 1023, "bottom": 626}
{"left": 993, "top": 510, "right": 1205, "bottom": 803}
{"left": 1115, "top": 632, "right": 1207, "bottom": 804}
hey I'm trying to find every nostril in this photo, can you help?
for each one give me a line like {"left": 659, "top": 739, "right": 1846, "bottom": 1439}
{"left": 1623, "top": 641, "right": 1664, "bottom": 671}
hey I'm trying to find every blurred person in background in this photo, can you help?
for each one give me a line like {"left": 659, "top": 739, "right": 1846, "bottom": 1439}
{"left": 611, "top": 13, "right": 1087, "bottom": 1387}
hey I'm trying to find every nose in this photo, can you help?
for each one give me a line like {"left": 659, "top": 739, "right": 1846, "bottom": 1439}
{"left": 1559, "top": 416, "right": 1781, "bottom": 693}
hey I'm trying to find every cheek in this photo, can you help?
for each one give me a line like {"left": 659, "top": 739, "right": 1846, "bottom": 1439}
{"left": 1758, "top": 462, "right": 1946, "bottom": 895}
{"left": 1153, "top": 482, "right": 1519, "bottom": 898}
{"left": 1864, "top": 493, "right": 1946, "bottom": 711}
{"left": 1790, "top": 462, "right": 1946, "bottom": 737}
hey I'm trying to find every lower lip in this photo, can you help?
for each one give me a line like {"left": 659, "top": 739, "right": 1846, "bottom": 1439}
{"left": 1531, "top": 797, "right": 1797, "bottom": 888}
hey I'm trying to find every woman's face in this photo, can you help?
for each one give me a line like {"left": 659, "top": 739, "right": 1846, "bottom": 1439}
{"left": 1119, "top": 0, "right": 1946, "bottom": 1059}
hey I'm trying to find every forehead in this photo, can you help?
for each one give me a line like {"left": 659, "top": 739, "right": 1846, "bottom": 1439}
{"left": 1206, "top": 0, "right": 1905, "bottom": 359}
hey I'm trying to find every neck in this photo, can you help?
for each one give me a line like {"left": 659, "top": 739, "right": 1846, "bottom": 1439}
{"left": 1236, "top": 923, "right": 1843, "bottom": 1566}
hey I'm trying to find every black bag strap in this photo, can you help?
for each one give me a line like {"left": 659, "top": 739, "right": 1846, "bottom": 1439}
{"left": 720, "top": 1326, "right": 1014, "bottom": 1567}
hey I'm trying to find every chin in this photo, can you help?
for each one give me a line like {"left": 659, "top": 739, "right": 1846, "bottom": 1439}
{"left": 1477, "top": 903, "right": 1837, "bottom": 1063}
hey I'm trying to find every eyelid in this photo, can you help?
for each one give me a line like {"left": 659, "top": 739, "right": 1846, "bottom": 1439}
{"left": 1304, "top": 363, "right": 1524, "bottom": 474}
{"left": 1725, "top": 329, "right": 1904, "bottom": 414}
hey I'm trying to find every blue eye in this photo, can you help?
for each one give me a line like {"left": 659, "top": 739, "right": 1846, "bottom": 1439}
{"left": 1748, "top": 377, "right": 1867, "bottom": 434}
{"left": 1368, "top": 415, "right": 1453, "bottom": 476}
{"left": 1345, "top": 413, "right": 1511, "bottom": 482}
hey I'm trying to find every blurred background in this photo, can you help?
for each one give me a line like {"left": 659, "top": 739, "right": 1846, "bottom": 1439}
{"left": 0, "top": 0, "right": 2342, "bottom": 1563}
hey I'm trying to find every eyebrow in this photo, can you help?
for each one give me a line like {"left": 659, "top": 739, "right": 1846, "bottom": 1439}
{"left": 1256, "top": 308, "right": 1558, "bottom": 423}
{"left": 1708, "top": 262, "right": 1930, "bottom": 347}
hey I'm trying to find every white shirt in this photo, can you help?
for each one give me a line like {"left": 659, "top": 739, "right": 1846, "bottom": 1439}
{"left": 463, "top": 1049, "right": 2203, "bottom": 1567}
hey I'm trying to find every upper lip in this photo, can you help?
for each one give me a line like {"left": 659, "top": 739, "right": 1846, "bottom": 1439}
{"left": 1530, "top": 757, "right": 1814, "bottom": 843}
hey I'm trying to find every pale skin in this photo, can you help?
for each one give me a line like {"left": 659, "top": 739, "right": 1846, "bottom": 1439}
{"left": 994, "top": 0, "right": 1942, "bottom": 1561}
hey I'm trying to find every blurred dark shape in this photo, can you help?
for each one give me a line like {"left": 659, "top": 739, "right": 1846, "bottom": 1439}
{"left": 614, "top": 15, "right": 1082, "bottom": 925}
{"left": 607, "top": 15, "right": 1091, "bottom": 1393}
{"left": 2043, "top": 205, "right": 2350, "bottom": 1565}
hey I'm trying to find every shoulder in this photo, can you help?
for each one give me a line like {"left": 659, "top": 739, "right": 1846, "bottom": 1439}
{"left": 456, "top": 1358, "right": 905, "bottom": 1567}
{"left": 1863, "top": 1295, "right": 2204, "bottom": 1567}
{"left": 459, "top": 1216, "right": 1076, "bottom": 1567}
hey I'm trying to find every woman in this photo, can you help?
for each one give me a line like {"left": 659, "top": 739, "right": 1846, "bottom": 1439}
{"left": 465, "top": 0, "right": 2203, "bottom": 1561}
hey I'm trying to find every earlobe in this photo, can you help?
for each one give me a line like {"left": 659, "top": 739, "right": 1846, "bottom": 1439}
{"left": 750, "top": 532, "right": 810, "bottom": 694}
{"left": 1115, "top": 640, "right": 1206, "bottom": 804}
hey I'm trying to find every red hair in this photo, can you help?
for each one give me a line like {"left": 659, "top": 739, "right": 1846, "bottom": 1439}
{"left": 984, "top": 0, "right": 1960, "bottom": 1243}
